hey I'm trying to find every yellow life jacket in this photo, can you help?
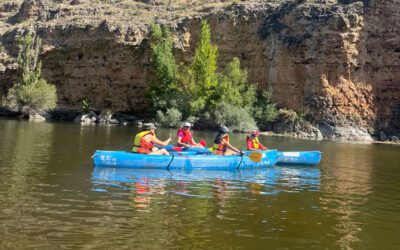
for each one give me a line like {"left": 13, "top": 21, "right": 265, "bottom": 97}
{"left": 250, "top": 137, "right": 260, "bottom": 149}
{"left": 132, "top": 131, "right": 155, "bottom": 152}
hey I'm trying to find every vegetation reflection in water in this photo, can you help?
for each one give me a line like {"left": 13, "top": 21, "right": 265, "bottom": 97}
{"left": 92, "top": 167, "right": 321, "bottom": 210}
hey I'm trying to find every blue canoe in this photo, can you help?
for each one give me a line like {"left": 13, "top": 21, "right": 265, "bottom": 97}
{"left": 92, "top": 150, "right": 278, "bottom": 170}
{"left": 277, "top": 151, "right": 322, "bottom": 166}
{"left": 160, "top": 146, "right": 321, "bottom": 166}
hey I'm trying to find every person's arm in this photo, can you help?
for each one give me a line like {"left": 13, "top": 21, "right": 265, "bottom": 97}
{"left": 190, "top": 138, "right": 197, "bottom": 145}
{"left": 187, "top": 131, "right": 196, "bottom": 145}
{"left": 150, "top": 135, "right": 171, "bottom": 146}
{"left": 259, "top": 143, "right": 268, "bottom": 150}
{"left": 224, "top": 139, "right": 240, "bottom": 153}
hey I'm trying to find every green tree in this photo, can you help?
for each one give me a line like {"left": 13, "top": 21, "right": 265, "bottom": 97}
{"left": 6, "top": 34, "right": 57, "bottom": 113}
{"left": 147, "top": 21, "right": 280, "bottom": 132}
{"left": 147, "top": 24, "right": 180, "bottom": 113}
{"left": 188, "top": 20, "right": 218, "bottom": 114}
{"left": 217, "top": 57, "right": 256, "bottom": 108}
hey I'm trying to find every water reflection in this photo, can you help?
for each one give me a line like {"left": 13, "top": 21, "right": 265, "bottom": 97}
{"left": 319, "top": 143, "right": 374, "bottom": 249}
{"left": 92, "top": 166, "right": 321, "bottom": 212}
{"left": 0, "top": 121, "right": 55, "bottom": 197}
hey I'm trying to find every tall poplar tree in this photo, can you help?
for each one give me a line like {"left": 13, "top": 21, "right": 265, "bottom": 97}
{"left": 188, "top": 20, "right": 218, "bottom": 114}
{"left": 6, "top": 33, "right": 57, "bottom": 114}
{"left": 148, "top": 24, "right": 179, "bottom": 112}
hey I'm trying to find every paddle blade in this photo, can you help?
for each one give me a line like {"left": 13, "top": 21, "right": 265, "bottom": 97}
{"left": 199, "top": 139, "right": 206, "bottom": 147}
{"left": 248, "top": 152, "right": 263, "bottom": 162}
{"left": 172, "top": 146, "right": 182, "bottom": 152}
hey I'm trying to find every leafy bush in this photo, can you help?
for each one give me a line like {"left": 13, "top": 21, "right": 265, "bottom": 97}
{"left": 278, "top": 108, "right": 305, "bottom": 124}
{"left": 7, "top": 79, "right": 57, "bottom": 111}
{"left": 216, "top": 57, "right": 257, "bottom": 108}
{"left": 210, "top": 102, "right": 257, "bottom": 132}
{"left": 81, "top": 98, "right": 92, "bottom": 113}
{"left": 6, "top": 34, "right": 57, "bottom": 113}
{"left": 156, "top": 108, "right": 182, "bottom": 128}
{"left": 253, "top": 90, "right": 278, "bottom": 128}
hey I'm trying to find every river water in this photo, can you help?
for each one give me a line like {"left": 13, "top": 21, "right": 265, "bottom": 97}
{"left": 0, "top": 119, "right": 399, "bottom": 249}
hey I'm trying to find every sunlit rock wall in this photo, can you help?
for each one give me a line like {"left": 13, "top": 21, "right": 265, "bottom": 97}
{"left": 0, "top": 0, "right": 398, "bottom": 135}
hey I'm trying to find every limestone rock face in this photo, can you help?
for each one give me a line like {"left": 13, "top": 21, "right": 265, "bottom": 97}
{"left": 0, "top": 0, "right": 399, "bottom": 138}
{"left": 12, "top": 0, "right": 49, "bottom": 23}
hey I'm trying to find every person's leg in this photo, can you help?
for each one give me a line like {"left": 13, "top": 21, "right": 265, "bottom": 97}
{"left": 149, "top": 148, "right": 170, "bottom": 155}
{"left": 224, "top": 150, "right": 237, "bottom": 156}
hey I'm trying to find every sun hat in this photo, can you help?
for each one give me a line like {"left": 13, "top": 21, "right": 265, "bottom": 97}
{"left": 144, "top": 123, "right": 157, "bottom": 130}
{"left": 250, "top": 130, "right": 260, "bottom": 136}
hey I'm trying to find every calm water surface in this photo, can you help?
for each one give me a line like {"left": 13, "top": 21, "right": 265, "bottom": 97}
{"left": 0, "top": 119, "right": 399, "bottom": 249}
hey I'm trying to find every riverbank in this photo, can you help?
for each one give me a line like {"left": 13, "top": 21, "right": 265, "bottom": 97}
{"left": 1, "top": 109, "right": 399, "bottom": 145}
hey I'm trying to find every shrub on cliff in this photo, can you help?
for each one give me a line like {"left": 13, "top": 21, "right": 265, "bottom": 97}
{"left": 278, "top": 108, "right": 305, "bottom": 124}
{"left": 6, "top": 34, "right": 57, "bottom": 113}
{"left": 210, "top": 102, "right": 257, "bottom": 132}
{"left": 253, "top": 90, "right": 278, "bottom": 128}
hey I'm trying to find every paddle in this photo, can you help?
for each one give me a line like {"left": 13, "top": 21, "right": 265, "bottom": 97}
{"left": 166, "top": 152, "right": 193, "bottom": 171}
{"left": 236, "top": 151, "right": 263, "bottom": 169}
{"left": 247, "top": 152, "right": 263, "bottom": 163}
{"left": 166, "top": 154, "right": 175, "bottom": 171}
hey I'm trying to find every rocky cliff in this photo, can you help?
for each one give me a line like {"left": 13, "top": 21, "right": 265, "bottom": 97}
{"left": 0, "top": 0, "right": 399, "bottom": 141}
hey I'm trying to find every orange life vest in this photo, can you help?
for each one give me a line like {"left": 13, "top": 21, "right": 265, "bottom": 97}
{"left": 132, "top": 131, "right": 155, "bottom": 154}
{"left": 213, "top": 134, "right": 229, "bottom": 155}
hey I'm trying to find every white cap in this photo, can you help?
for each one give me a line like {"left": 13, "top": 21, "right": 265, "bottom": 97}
{"left": 183, "top": 122, "right": 191, "bottom": 127}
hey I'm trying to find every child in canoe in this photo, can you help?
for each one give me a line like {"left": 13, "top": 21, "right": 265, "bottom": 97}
{"left": 212, "top": 126, "right": 242, "bottom": 156}
{"left": 246, "top": 130, "right": 269, "bottom": 151}
{"left": 176, "top": 122, "right": 205, "bottom": 148}
{"left": 132, "top": 124, "right": 171, "bottom": 155}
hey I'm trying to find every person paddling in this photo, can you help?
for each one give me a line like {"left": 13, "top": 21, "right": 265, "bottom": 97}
{"left": 176, "top": 122, "right": 204, "bottom": 148}
{"left": 246, "top": 130, "right": 269, "bottom": 151}
{"left": 212, "top": 126, "right": 242, "bottom": 156}
{"left": 132, "top": 124, "right": 171, "bottom": 155}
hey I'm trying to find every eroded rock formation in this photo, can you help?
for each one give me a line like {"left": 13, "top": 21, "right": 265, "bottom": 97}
{"left": 0, "top": 0, "right": 399, "bottom": 141}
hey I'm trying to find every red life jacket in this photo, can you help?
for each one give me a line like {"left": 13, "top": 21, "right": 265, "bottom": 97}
{"left": 177, "top": 128, "right": 193, "bottom": 144}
